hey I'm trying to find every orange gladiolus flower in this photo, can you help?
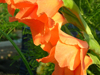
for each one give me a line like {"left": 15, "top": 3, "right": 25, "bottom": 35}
{"left": 37, "top": 47, "right": 92, "bottom": 75}
{"left": 5, "top": 0, "right": 66, "bottom": 46}
{"left": 9, "top": 7, "right": 66, "bottom": 46}
{"left": 12, "top": 5, "right": 57, "bottom": 45}
{"left": 37, "top": 30, "right": 92, "bottom": 75}
{"left": 55, "top": 31, "right": 88, "bottom": 70}
{"left": 52, "top": 56, "right": 92, "bottom": 75}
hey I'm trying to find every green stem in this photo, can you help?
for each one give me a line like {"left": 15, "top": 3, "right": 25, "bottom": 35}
{"left": 0, "top": 29, "right": 33, "bottom": 75}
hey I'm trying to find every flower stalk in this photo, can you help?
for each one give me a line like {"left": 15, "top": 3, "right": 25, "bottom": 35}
{"left": 0, "top": 29, "right": 33, "bottom": 75}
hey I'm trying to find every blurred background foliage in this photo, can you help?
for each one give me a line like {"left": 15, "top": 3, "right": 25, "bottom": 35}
{"left": 0, "top": 0, "right": 100, "bottom": 75}
{"left": 0, "top": 3, "right": 25, "bottom": 41}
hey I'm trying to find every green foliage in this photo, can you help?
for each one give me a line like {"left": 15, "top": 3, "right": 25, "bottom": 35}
{"left": 88, "top": 64, "right": 100, "bottom": 75}
{"left": 74, "top": 0, "right": 100, "bottom": 40}
{"left": 0, "top": 3, "right": 26, "bottom": 41}
{"left": 88, "top": 50, "right": 100, "bottom": 65}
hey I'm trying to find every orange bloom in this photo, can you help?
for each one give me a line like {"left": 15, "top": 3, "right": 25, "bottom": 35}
{"left": 52, "top": 56, "right": 92, "bottom": 75}
{"left": 6, "top": 0, "right": 66, "bottom": 25}
{"left": 9, "top": 6, "right": 66, "bottom": 46}
{"left": 55, "top": 31, "right": 88, "bottom": 70}
{"left": 37, "top": 47, "right": 92, "bottom": 75}
{"left": 37, "top": 30, "right": 92, "bottom": 75}
{"left": 13, "top": 5, "right": 56, "bottom": 45}
{"left": 6, "top": 0, "right": 66, "bottom": 46}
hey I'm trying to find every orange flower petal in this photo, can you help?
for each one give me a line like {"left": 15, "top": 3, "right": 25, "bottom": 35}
{"left": 7, "top": 5, "right": 15, "bottom": 16}
{"left": 5, "top": 0, "right": 12, "bottom": 4}
{"left": 59, "top": 30, "right": 88, "bottom": 48}
{"left": 12, "top": 0, "right": 36, "bottom": 4}
{"left": 49, "top": 24, "right": 59, "bottom": 46}
{"left": 7, "top": 0, "right": 36, "bottom": 7}
{"left": 26, "top": 19, "right": 45, "bottom": 34}
{"left": 84, "top": 55, "right": 92, "bottom": 73}
{"left": 53, "top": 56, "right": 92, "bottom": 75}
{"left": 64, "top": 67, "right": 74, "bottom": 75}
{"left": 37, "top": 47, "right": 56, "bottom": 63}
{"left": 31, "top": 33, "right": 45, "bottom": 46}
{"left": 31, "top": 30, "right": 51, "bottom": 46}
{"left": 15, "top": 9, "right": 55, "bottom": 45}
{"left": 52, "top": 63, "right": 74, "bottom": 75}
{"left": 52, "top": 12, "right": 67, "bottom": 27}
{"left": 80, "top": 48, "right": 88, "bottom": 73}
{"left": 74, "top": 64, "right": 81, "bottom": 75}
{"left": 15, "top": 4, "right": 38, "bottom": 19}
{"left": 0, "top": 0, "right": 6, "bottom": 3}
{"left": 5, "top": 0, "right": 37, "bottom": 16}
{"left": 29, "top": 14, "right": 53, "bottom": 45}
{"left": 9, "top": 17, "right": 17, "bottom": 22}
{"left": 5, "top": 0, "right": 63, "bottom": 17}
{"left": 52, "top": 64, "right": 65, "bottom": 75}
{"left": 14, "top": 2, "right": 34, "bottom": 9}
{"left": 55, "top": 41, "right": 80, "bottom": 70}
{"left": 74, "top": 55, "right": 92, "bottom": 75}
{"left": 42, "top": 28, "right": 51, "bottom": 43}
{"left": 36, "top": 0, "right": 63, "bottom": 17}
{"left": 38, "top": 13, "right": 55, "bottom": 28}
{"left": 41, "top": 42, "right": 53, "bottom": 53}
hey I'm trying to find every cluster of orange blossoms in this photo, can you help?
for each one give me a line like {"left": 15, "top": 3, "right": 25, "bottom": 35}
{"left": 0, "top": 0, "right": 92, "bottom": 75}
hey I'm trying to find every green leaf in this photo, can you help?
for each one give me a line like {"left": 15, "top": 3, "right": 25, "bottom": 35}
{"left": 88, "top": 50, "right": 100, "bottom": 65}
{"left": 62, "top": 0, "right": 80, "bottom": 14}
{"left": 87, "top": 69, "right": 94, "bottom": 75}
{"left": 83, "top": 32, "right": 100, "bottom": 57}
